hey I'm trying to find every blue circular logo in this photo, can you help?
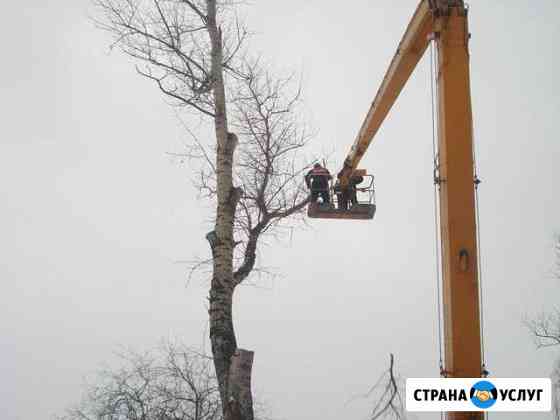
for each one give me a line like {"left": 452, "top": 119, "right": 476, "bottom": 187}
{"left": 470, "top": 380, "right": 498, "bottom": 409}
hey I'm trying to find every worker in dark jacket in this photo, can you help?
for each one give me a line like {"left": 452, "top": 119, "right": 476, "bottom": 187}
{"left": 334, "top": 175, "right": 364, "bottom": 210}
{"left": 348, "top": 175, "right": 364, "bottom": 206}
{"left": 305, "top": 163, "right": 332, "bottom": 204}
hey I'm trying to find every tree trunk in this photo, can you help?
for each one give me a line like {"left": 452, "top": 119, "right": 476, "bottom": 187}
{"left": 205, "top": 2, "right": 253, "bottom": 420}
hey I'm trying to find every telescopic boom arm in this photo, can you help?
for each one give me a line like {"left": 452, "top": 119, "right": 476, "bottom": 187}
{"left": 338, "top": 0, "right": 432, "bottom": 185}
{"left": 339, "top": 2, "right": 484, "bottom": 419}
{"left": 338, "top": 0, "right": 465, "bottom": 185}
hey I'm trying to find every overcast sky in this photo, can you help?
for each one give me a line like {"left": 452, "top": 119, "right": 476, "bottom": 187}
{"left": 2, "top": 1, "right": 560, "bottom": 419}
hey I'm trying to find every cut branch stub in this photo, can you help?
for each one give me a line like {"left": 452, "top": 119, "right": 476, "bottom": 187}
{"left": 226, "top": 132, "right": 239, "bottom": 154}
{"left": 206, "top": 230, "right": 219, "bottom": 251}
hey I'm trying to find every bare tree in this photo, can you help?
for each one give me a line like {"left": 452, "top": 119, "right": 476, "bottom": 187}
{"left": 367, "top": 354, "right": 406, "bottom": 420}
{"left": 92, "top": 2, "right": 313, "bottom": 419}
{"left": 526, "top": 234, "right": 560, "bottom": 418}
{"left": 527, "top": 309, "right": 560, "bottom": 349}
{"left": 527, "top": 234, "right": 560, "bottom": 348}
{"left": 347, "top": 355, "right": 405, "bottom": 420}
{"left": 58, "top": 343, "right": 221, "bottom": 420}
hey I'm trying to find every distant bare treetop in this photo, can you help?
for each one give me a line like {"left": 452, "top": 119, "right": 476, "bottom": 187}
{"left": 59, "top": 342, "right": 274, "bottom": 420}
{"left": 59, "top": 343, "right": 221, "bottom": 420}
{"left": 527, "top": 235, "right": 560, "bottom": 349}
{"left": 528, "top": 309, "right": 560, "bottom": 349}
{"left": 367, "top": 354, "right": 406, "bottom": 420}
{"left": 526, "top": 234, "right": 560, "bottom": 418}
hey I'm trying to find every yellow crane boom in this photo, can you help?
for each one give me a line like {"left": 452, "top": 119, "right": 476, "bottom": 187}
{"left": 338, "top": 0, "right": 432, "bottom": 184}
{"left": 338, "top": 2, "right": 483, "bottom": 419}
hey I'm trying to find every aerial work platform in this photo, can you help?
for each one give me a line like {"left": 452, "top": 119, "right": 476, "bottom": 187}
{"left": 307, "top": 202, "right": 376, "bottom": 220}
{"left": 307, "top": 173, "right": 376, "bottom": 220}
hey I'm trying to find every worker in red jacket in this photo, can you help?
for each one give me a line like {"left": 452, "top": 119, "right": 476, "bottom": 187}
{"left": 305, "top": 163, "right": 332, "bottom": 204}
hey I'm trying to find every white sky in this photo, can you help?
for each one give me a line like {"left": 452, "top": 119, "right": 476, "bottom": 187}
{"left": 2, "top": 1, "right": 560, "bottom": 420}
